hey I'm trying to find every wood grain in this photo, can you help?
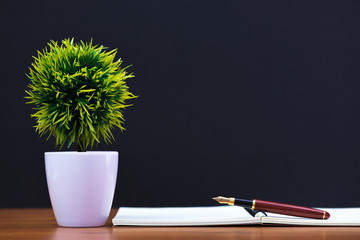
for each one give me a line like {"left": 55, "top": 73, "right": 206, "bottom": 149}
{"left": 0, "top": 209, "right": 360, "bottom": 240}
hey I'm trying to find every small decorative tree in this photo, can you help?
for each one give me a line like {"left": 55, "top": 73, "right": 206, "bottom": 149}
{"left": 26, "top": 38, "right": 136, "bottom": 152}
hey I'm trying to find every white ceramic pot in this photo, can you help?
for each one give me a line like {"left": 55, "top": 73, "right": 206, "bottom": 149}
{"left": 45, "top": 151, "right": 118, "bottom": 227}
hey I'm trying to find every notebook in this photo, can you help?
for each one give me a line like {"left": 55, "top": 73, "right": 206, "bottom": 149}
{"left": 112, "top": 206, "right": 360, "bottom": 226}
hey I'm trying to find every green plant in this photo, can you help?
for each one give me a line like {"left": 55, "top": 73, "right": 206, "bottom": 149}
{"left": 26, "top": 38, "right": 136, "bottom": 152}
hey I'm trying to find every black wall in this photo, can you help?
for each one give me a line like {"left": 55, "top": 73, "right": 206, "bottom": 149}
{"left": 1, "top": 0, "right": 360, "bottom": 208}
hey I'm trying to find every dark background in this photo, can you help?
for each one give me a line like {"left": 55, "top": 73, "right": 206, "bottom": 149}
{"left": 1, "top": 0, "right": 360, "bottom": 208}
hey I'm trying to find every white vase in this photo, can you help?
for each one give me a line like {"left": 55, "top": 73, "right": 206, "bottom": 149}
{"left": 45, "top": 151, "right": 118, "bottom": 227}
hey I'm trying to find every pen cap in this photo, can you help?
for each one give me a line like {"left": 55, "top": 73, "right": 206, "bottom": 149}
{"left": 254, "top": 199, "right": 330, "bottom": 219}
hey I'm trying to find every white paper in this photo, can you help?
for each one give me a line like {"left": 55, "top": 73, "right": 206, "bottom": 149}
{"left": 112, "top": 206, "right": 261, "bottom": 226}
{"left": 262, "top": 208, "right": 360, "bottom": 226}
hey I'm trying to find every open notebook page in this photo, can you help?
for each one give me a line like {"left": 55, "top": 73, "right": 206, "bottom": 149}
{"left": 112, "top": 206, "right": 261, "bottom": 226}
{"left": 262, "top": 208, "right": 360, "bottom": 226}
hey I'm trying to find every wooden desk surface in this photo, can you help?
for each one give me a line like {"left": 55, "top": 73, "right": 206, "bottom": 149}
{"left": 1, "top": 208, "right": 360, "bottom": 240}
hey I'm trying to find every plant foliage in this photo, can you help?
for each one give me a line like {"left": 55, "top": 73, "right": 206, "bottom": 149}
{"left": 26, "top": 38, "right": 136, "bottom": 152}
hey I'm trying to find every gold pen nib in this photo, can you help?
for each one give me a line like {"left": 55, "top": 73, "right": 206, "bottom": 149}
{"left": 213, "top": 196, "right": 230, "bottom": 204}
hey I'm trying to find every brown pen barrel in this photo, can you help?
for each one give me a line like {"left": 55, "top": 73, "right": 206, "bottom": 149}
{"left": 253, "top": 199, "right": 330, "bottom": 219}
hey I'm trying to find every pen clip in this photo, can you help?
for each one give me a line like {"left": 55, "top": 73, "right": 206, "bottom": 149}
{"left": 244, "top": 207, "right": 267, "bottom": 217}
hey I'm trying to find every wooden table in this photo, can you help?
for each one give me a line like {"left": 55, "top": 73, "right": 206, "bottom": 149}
{"left": 1, "top": 209, "right": 360, "bottom": 239}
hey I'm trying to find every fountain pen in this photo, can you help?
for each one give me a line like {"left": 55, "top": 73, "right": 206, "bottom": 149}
{"left": 213, "top": 196, "right": 330, "bottom": 219}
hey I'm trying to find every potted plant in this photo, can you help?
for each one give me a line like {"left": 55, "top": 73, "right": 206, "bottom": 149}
{"left": 25, "top": 38, "right": 136, "bottom": 227}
